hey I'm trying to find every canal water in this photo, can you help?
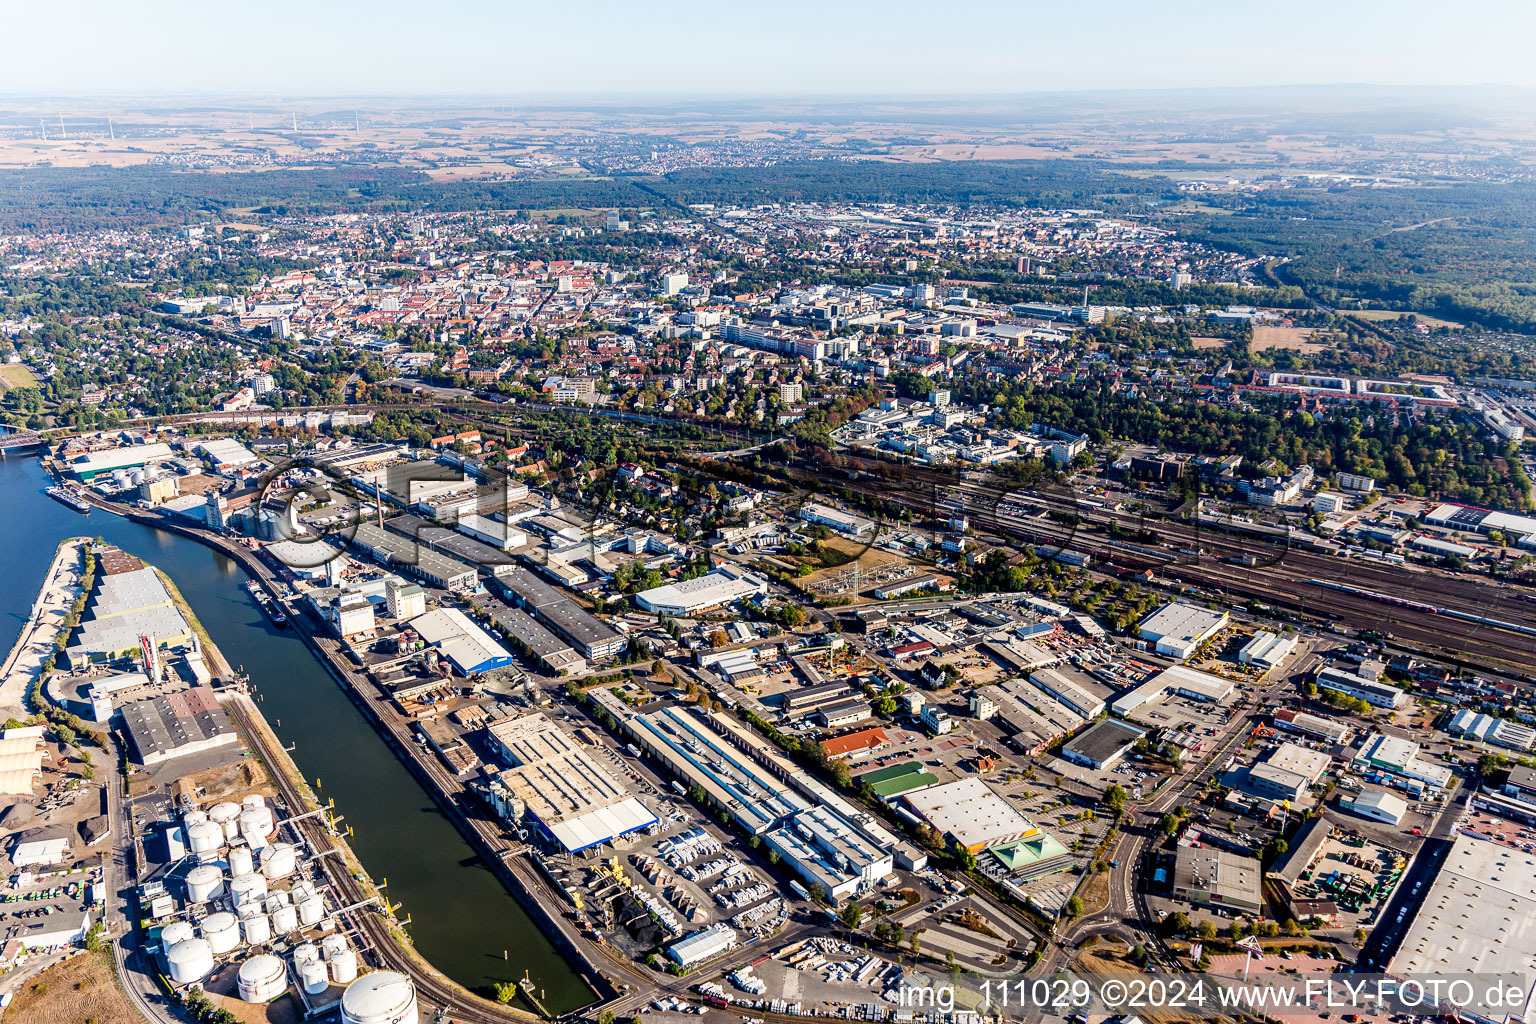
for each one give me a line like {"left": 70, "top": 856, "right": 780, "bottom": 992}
{"left": 0, "top": 456, "right": 590, "bottom": 1013}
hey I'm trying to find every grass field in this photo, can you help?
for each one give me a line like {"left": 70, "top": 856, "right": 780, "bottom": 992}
{"left": 6, "top": 951, "right": 141, "bottom": 1024}
{"left": 1348, "top": 308, "right": 1466, "bottom": 331}
{"left": 0, "top": 363, "right": 40, "bottom": 391}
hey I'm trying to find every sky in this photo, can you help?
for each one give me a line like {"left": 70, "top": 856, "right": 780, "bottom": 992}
{"left": 4, "top": 0, "right": 1536, "bottom": 98}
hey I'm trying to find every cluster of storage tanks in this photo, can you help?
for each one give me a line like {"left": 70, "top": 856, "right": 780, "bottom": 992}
{"left": 162, "top": 794, "right": 355, "bottom": 999}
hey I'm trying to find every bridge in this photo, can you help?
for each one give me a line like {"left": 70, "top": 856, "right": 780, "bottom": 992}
{"left": 0, "top": 428, "right": 45, "bottom": 455}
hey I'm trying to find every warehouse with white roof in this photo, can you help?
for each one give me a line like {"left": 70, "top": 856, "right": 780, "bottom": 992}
{"left": 1138, "top": 602, "right": 1229, "bottom": 659}
{"left": 1390, "top": 834, "right": 1536, "bottom": 1023}
{"left": 407, "top": 607, "right": 517, "bottom": 675}
{"left": 635, "top": 564, "right": 769, "bottom": 616}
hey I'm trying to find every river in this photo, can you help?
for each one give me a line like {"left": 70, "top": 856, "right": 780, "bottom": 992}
{"left": 0, "top": 456, "right": 590, "bottom": 1013}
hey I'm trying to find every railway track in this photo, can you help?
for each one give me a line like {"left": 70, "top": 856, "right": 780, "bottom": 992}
{"left": 227, "top": 695, "right": 538, "bottom": 1024}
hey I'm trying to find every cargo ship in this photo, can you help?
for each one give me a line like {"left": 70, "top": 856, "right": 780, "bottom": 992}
{"left": 244, "top": 580, "right": 289, "bottom": 627}
{"left": 46, "top": 486, "right": 91, "bottom": 514}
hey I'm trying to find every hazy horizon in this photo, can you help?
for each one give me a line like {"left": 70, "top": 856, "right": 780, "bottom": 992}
{"left": 7, "top": 0, "right": 1536, "bottom": 98}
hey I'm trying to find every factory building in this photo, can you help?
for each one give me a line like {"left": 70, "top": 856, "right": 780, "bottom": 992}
{"left": 1171, "top": 842, "right": 1264, "bottom": 915}
{"left": 119, "top": 688, "right": 240, "bottom": 766}
{"left": 634, "top": 564, "right": 770, "bottom": 616}
{"left": 348, "top": 523, "right": 478, "bottom": 593}
{"left": 901, "top": 778, "right": 1043, "bottom": 854}
{"left": 493, "top": 567, "right": 625, "bottom": 660}
{"left": 593, "top": 695, "right": 916, "bottom": 898}
{"left": 668, "top": 924, "right": 737, "bottom": 969}
{"left": 1355, "top": 732, "right": 1455, "bottom": 793}
{"left": 1444, "top": 709, "right": 1536, "bottom": 753}
{"left": 798, "top": 502, "right": 876, "bottom": 538}
{"left": 479, "top": 603, "right": 584, "bottom": 674}
{"left": 1027, "top": 669, "right": 1106, "bottom": 720}
{"left": 1060, "top": 719, "right": 1144, "bottom": 770}
{"left": 65, "top": 564, "right": 194, "bottom": 668}
{"left": 67, "top": 442, "right": 175, "bottom": 481}
{"left": 1238, "top": 631, "right": 1297, "bottom": 670}
{"left": 1112, "top": 664, "right": 1236, "bottom": 722}
{"left": 407, "top": 607, "right": 517, "bottom": 676}
{"left": 1389, "top": 833, "right": 1536, "bottom": 1021}
{"left": 482, "top": 713, "right": 656, "bottom": 853}
{"left": 1346, "top": 790, "right": 1408, "bottom": 825}
{"left": 1137, "top": 602, "right": 1230, "bottom": 660}
{"left": 383, "top": 513, "right": 518, "bottom": 576}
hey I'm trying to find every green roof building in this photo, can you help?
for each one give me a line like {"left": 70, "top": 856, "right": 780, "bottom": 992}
{"left": 855, "top": 760, "right": 939, "bottom": 801}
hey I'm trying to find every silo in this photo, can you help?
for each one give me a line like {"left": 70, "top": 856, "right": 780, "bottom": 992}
{"left": 163, "top": 826, "right": 186, "bottom": 861}
{"left": 340, "top": 972, "right": 417, "bottom": 1024}
{"left": 297, "top": 896, "right": 325, "bottom": 927}
{"left": 237, "top": 954, "right": 287, "bottom": 1002}
{"left": 229, "top": 872, "right": 268, "bottom": 908}
{"left": 160, "top": 920, "right": 196, "bottom": 948}
{"left": 210, "top": 802, "right": 243, "bottom": 841}
{"left": 165, "top": 938, "right": 215, "bottom": 986}
{"left": 260, "top": 843, "right": 297, "bottom": 881}
{"left": 228, "top": 844, "right": 255, "bottom": 878}
{"left": 328, "top": 948, "right": 358, "bottom": 985}
{"left": 186, "top": 822, "right": 224, "bottom": 857}
{"left": 240, "top": 913, "right": 272, "bottom": 946}
{"left": 300, "top": 958, "right": 329, "bottom": 996}
{"left": 202, "top": 911, "right": 241, "bottom": 955}
{"left": 270, "top": 903, "right": 299, "bottom": 935}
{"left": 184, "top": 865, "right": 225, "bottom": 903}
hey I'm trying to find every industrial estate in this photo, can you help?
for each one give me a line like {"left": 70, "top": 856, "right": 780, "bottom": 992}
{"left": 3, "top": 66, "right": 1536, "bottom": 1024}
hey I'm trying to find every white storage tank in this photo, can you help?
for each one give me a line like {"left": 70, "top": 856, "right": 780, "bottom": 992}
{"left": 160, "top": 920, "right": 195, "bottom": 948}
{"left": 202, "top": 911, "right": 241, "bottom": 955}
{"left": 209, "top": 802, "right": 243, "bottom": 841}
{"left": 320, "top": 934, "right": 347, "bottom": 959}
{"left": 184, "top": 809, "right": 210, "bottom": 827}
{"left": 228, "top": 844, "right": 255, "bottom": 878}
{"left": 240, "top": 806, "right": 276, "bottom": 842}
{"left": 292, "top": 942, "right": 321, "bottom": 966}
{"left": 271, "top": 904, "right": 299, "bottom": 935}
{"left": 240, "top": 913, "right": 272, "bottom": 946}
{"left": 242, "top": 794, "right": 267, "bottom": 811}
{"left": 298, "top": 896, "right": 325, "bottom": 927}
{"left": 340, "top": 971, "right": 417, "bottom": 1024}
{"left": 186, "top": 822, "right": 224, "bottom": 857}
{"left": 260, "top": 843, "right": 297, "bottom": 881}
{"left": 229, "top": 872, "right": 268, "bottom": 907}
{"left": 184, "top": 865, "right": 224, "bottom": 903}
{"left": 300, "top": 958, "right": 329, "bottom": 996}
{"left": 166, "top": 938, "right": 215, "bottom": 986}
{"left": 328, "top": 948, "right": 358, "bottom": 985}
{"left": 237, "top": 953, "right": 286, "bottom": 1002}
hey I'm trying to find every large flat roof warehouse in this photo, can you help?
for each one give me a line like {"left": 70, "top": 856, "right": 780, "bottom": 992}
{"left": 798, "top": 502, "right": 876, "bottom": 537}
{"left": 407, "top": 607, "right": 517, "bottom": 675}
{"left": 634, "top": 565, "right": 770, "bottom": 615}
{"left": 68, "top": 566, "right": 194, "bottom": 666}
{"left": 494, "top": 567, "right": 624, "bottom": 659}
{"left": 478, "top": 603, "right": 583, "bottom": 673}
{"left": 1111, "top": 664, "right": 1236, "bottom": 719}
{"left": 384, "top": 513, "right": 517, "bottom": 572}
{"left": 192, "top": 437, "right": 259, "bottom": 468}
{"left": 1425, "top": 502, "right": 1536, "bottom": 543}
{"left": 1060, "top": 718, "right": 1145, "bottom": 769}
{"left": 902, "top": 778, "right": 1040, "bottom": 853}
{"left": 1137, "top": 602, "right": 1230, "bottom": 659}
{"left": 483, "top": 713, "right": 656, "bottom": 853}
{"left": 1391, "top": 835, "right": 1536, "bottom": 1023}
{"left": 119, "top": 688, "right": 240, "bottom": 765}
{"left": 68, "top": 442, "right": 174, "bottom": 480}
